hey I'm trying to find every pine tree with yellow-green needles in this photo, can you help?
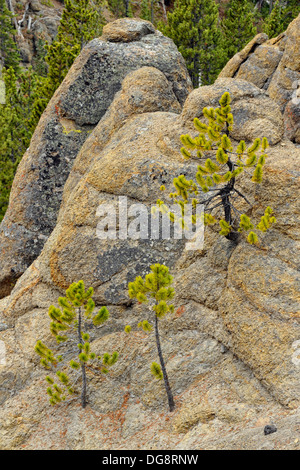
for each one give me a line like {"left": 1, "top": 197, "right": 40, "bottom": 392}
{"left": 125, "top": 264, "right": 176, "bottom": 412}
{"left": 35, "top": 280, "right": 118, "bottom": 408}
{"left": 157, "top": 92, "right": 276, "bottom": 245}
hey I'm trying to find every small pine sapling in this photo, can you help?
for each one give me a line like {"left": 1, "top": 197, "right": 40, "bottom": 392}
{"left": 157, "top": 92, "right": 276, "bottom": 245}
{"left": 125, "top": 264, "right": 175, "bottom": 412}
{"left": 35, "top": 280, "right": 118, "bottom": 408}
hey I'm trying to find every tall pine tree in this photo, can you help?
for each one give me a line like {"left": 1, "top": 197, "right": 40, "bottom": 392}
{"left": 221, "top": 0, "right": 257, "bottom": 59}
{"left": 35, "top": 280, "right": 118, "bottom": 408}
{"left": 157, "top": 92, "right": 276, "bottom": 245}
{"left": 263, "top": 0, "right": 300, "bottom": 38}
{"left": 159, "top": 0, "right": 226, "bottom": 87}
{"left": 125, "top": 264, "right": 176, "bottom": 412}
{"left": 0, "top": 67, "right": 41, "bottom": 220}
{"left": 0, "top": 0, "right": 20, "bottom": 72}
{"left": 140, "top": 0, "right": 151, "bottom": 21}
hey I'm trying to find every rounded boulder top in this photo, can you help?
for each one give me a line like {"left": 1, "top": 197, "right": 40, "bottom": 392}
{"left": 101, "top": 18, "right": 156, "bottom": 43}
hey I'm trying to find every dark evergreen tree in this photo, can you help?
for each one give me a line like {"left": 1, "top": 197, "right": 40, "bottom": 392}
{"left": 107, "top": 0, "right": 133, "bottom": 17}
{"left": 0, "top": 67, "right": 41, "bottom": 220}
{"left": 1, "top": 1, "right": 108, "bottom": 223}
{"left": 263, "top": 0, "right": 300, "bottom": 38}
{"left": 250, "top": 0, "right": 299, "bottom": 18}
{"left": 263, "top": 0, "right": 283, "bottom": 36}
{"left": 140, "top": 0, "right": 151, "bottom": 21}
{"left": 159, "top": 0, "right": 226, "bottom": 87}
{"left": 222, "top": 0, "right": 257, "bottom": 58}
{"left": 0, "top": 0, "right": 20, "bottom": 72}
{"left": 33, "top": 37, "right": 48, "bottom": 77}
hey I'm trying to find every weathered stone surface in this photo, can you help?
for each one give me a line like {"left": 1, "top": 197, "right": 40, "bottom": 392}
{"left": 174, "top": 139, "right": 300, "bottom": 408}
{"left": 219, "top": 33, "right": 268, "bottom": 79}
{"left": 60, "top": 28, "right": 191, "bottom": 126}
{"left": 280, "top": 13, "right": 300, "bottom": 72}
{"left": 0, "top": 19, "right": 192, "bottom": 299}
{"left": 284, "top": 99, "right": 300, "bottom": 143}
{"left": 235, "top": 44, "right": 283, "bottom": 89}
{"left": 219, "top": 13, "right": 300, "bottom": 121}
{"left": 0, "top": 63, "right": 300, "bottom": 449}
{"left": 0, "top": 19, "right": 300, "bottom": 450}
{"left": 101, "top": 17, "right": 155, "bottom": 42}
{"left": 268, "top": 63, "right": 300, "bottom": 111}
{"left": 181, "top": 78, "right": 284, "bottom": 144}
{"left": 60, "top": 66, "right": 182, "bottom": 210}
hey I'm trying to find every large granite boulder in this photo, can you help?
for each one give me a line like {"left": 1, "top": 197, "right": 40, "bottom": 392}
{"left": 0, "top": 51, "right": 299, "bottom": 450}
{"left": 0, "top": 18, "right": 192, "bottom": 299}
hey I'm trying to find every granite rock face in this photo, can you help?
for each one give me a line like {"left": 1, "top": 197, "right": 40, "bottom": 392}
{"left": 0, "top": 20, "right": 300, "bottom": 451}
{"left": 181, "top": 78, "right": 284, "bottom": 145}
{"left": 0, "top": 19, "right": 192, "bottom": 298}
{"left": 284, "top": 96, "right": 300, "bottom": 144}
{"left": 219, "top": 13, "right": 300, "bottom": 141}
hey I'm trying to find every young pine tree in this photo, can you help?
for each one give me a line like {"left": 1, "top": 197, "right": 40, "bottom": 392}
{"left": 157, "top": 92, "right": 276, "bottom": 245}
{"left": 35, "top": 281, "right": 118, "bottom": 408}
{"left": 125, "top": 264, "right": 176, "bottom": 412}
{"left": 159, "top": 0, "right": 226, "bottom": 87}
{"left": 0, "top": 0, "right": 20, "bottom": 72}
{"left": 221, "top": 0, "right": 257, "bottom": 59}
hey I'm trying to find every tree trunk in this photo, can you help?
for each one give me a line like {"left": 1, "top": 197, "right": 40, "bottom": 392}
{"left": 6, "top": 0, "right": 25, "bottom": 38}
{"left": 255, "top": 0, "right": 265, "bottom": 11}
{"left": 78, "top": 308, "right": 87, "bottom": 408}
{"left": 125, "top": 0, "right": 130, "bottom": 17}
{"left": 159, "top": 0, "right": 167, "bottom": 22}
{"left": 154, "top": 314, "right": 175, "bottom": 412}
{"left": 151, "top": 0, "right": 154, "bottom": 24}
